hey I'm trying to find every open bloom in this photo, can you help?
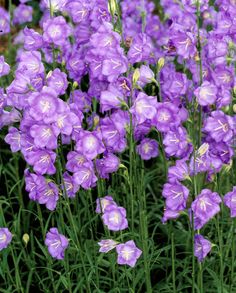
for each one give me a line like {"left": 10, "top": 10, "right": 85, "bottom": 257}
{"left": 130, "top": 93, "right": 157, "bottom": 125}
{"left": 102, "top": 206, "right": 128, "bottom": 231}
{"left": 116, "top": 240, "right": 142, "bottom": 267}
{"left": 191, "top": 189, "right": 222, "bottom": 230}
{"left": 43, "top": 16, "right": 71, "bottom": 46}
{"left": 45, "top": 228, "right": 69, "bottom": 260}
{"left": 0, "top": 228, "right": 12, "bottom": 251}
{"left": 194, "top": 81, "right": 217, "bottom": 106}
{"left": 162, "top": 181, "right": 189, "bottom": 212}
{"left": 153, "top": 102, "right": 180, "bottom": 132}
{"left": 204, "top": 110, "right": 234, "bottom": 143}
{"left": 136, "top": 138, "right": 159, "bottom": 160}
{"left": 194, "top": 235, "right": 212, "bottom": 262}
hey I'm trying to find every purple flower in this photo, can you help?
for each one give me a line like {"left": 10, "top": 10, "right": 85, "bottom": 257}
{"left": 46, "top": 69, "right": 68, "bottom": 96}
{"left": 0, "top": 56, "right": 10, "bottom": 77}
{"left": 204, "top": 111, "right": 234, "bottom": 143}
{"left": 100, "top": 116, "right": 127, "bottom": 153}
{"left": 65, "top": 1, "right": 90, "bottom": 24}
{"left": 136, "top": 138, "right": 159, "bottom": 160}
{"left": 26, "top": 150, "right": 56, "bottom": 175}
{"left": 162, "top": 181, "right": 189, "bottom": 212}
{"left": 37, "top": 180, "right": 59, "bottom": 211}
{"left": 30, "top": 124, "right": 59, "bottom": 150}
{"left": 171, "top": 30, "right": 197, "bottom": 59}
{"left": 161, "top": 68, "right": 189, "bottom": 99}
{"left": 98, "top": 239, "right": 119, "bottom": 253}
{"left": 45, "top": 228, "right": 69, "bottom": 260}
{"left": 162, "top": 209, "right": 180, "bottom": 223}
{"left": 163, "top": 126, "right": 191, "bottom": 158}
{"left": 0, "top": 8, "right": 10, "bottom": 35}
{"left": 102, "top": 51, "right": 128, "bottom": 83}
{"left": 128, "top": 33, "right": 154, "bottom": 64}
{"left": 102, "top": 206, "right": 128, "bottom": 231}
{"left": 116, "top": 240, "right": 142, "bottom": 267}
{"left": 224, "top": 187, "right": 236, "bottom": 217}
{"left": 28, "top": 87, "right": 63, "bottom": 123}
{"left": 13, "top": 4, "right": 33, "bottom": 25}
{"left": 4, "top": 127, "right": 21, "bottom": 152}
{"left": 75, "top": 131, "right": 105, "bottom": 160}
{"left": 153, "top": 102, "right": 180, "bottom": 132}
{"left": 168, "top": 160, "right": 190, "bottom": 182}
{"left": 0, "top": 228, "right": 12, "bottom": 251}
{"left": 137, "top": 65, "right": 155, "bottom": 87}
{"left": 69, "top": 90, "right": 91, "bottom": 112}
{"left": 55, "top": 111, "right": 81, "bottom": 136}
{"left": 23, "top": 27, "right": 43, "bottom": 51}
{"left": 130, "top": 93, "right": 157, "bottom": 125}
{"left": 194, "top": 81, "right": 217, "bottom": 106}
{"left": 96, "top": 153, "right": 120, "bottom": 179}
{"left": 43, "top": 16, "right": 71, "bottom": 46}
{"left": 59, "top": 172, "right": 78, "bottom": 198}
{"left": 73, "top": 163, "right": 97, "bottom": 190}
{"left": 17, "top": 51, "right": 44, "bottom": 77}
{"left": 95, "top": 196, "right": 117, "bottom": 214}
{"left": 100, "top": 85, "right": 125, "bottom": 112}
{"left": 24, "top": 169, "right": 45, "bottom": 201}
{"left": 194, "top": 235, "right": 212, "bottom": 262}
{"left": 191, "top": 189, "right": 222, "bottom": 230}
{"left": 66, "top": 151, "right": 87, "bottom": 172}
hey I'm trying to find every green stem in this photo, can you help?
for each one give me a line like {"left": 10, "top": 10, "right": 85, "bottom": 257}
{"left": 216, "top": 214, "right": 224, "bottom": 292}
{"left": 230, "top": 219, "right": 236, "bottom": 293}
{"left": 57, "top": 145, "right": 91, "bottom": 293}
{"left": 171, "top": 232, "right": 177, "bottom": 293}
{"left": 139, "top": 160, "right": 152, "bottom": 293}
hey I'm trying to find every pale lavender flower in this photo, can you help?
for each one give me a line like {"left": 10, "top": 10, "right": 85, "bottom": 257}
{"left": 98, "top": 239, "right": 119, "bottom": 253}
{"left": 194, "top": 235, "right": 212, "bottom": 262}
{"left": 194, "top": 81, "right": 217, "bottom": 106}
{"left": 102, "top": 206, "right": 128, "bottom": 231}
{"left": 0, "top": 56, "right": 10, "bottom": 77}
{"left": 45, "top": 228, "right": 69, "bottom": 260}
{"left": 116, "top": 240, "right": 142, "bottom": 267}
{"left": 224, "top": 187, "right": 236, "bottom": 217}
{"left": 0, "top": 228, "right": 12, "bottom": 251}
{"left": 95, "top": 196, "right": 117, "bottom": 214}
{"left": 136, "top": 138, "right": 159, "bottom": 160}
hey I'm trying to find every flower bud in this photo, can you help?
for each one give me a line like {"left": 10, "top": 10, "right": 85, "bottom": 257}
{"left": 132, "top": 68, "right": 140, "bottom": 85}
{"left": 157, "top": 57, "right": 165, "bottom": 71}
{"left": 108, "top": 0, "right": 118, "bottom": 16}
{"left": 22, "top": 233, "right": 30, "bottom": 246}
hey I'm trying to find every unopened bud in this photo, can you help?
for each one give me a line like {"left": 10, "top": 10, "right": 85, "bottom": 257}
{"left": 72, "top": 81, "right": 78, "bottom": 90}
{"left": 157, "top": 57, "right": 165, "bottom": 71}
{"left": 132, "top": 68, "right": 140, "bottom": 84}
{"left": 93, "top": 115, "right": 100, "bottom": 127}
{"left": 108, "top": 0, "right": 117, "bottom": 16}
{"left": 22, "top": 233, "right": 30, "bottom": 246}
{"left": 233, "top": 104, "right": 236, "bottom": 113}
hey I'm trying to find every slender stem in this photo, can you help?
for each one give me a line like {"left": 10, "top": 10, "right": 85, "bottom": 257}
{"left": 216, "top": 214, "right": 224, "bottom": 292}
{"left": 230, "top": 218, "right": 236, "bottom": 293}
{"left": 171, "top": 231, "right": 177, "bottom": 293}
{"left": 139, "top": 160, "right": 152, "bottom": 293}
{"left": 57, "top": 145, "right": 91, "bottom": 293}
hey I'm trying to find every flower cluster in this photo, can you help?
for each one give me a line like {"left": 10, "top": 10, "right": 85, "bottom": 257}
{"left": 0, "top": 0, "right": 235, "bottom": 267}
{"left": 96, "top": 196, "right": 142, "bottom": 267}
